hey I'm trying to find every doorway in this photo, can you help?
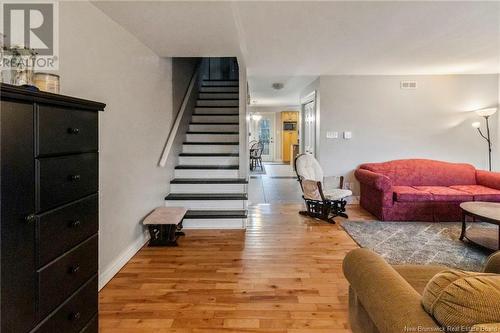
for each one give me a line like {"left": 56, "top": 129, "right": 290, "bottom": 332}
{"left": 301, "top": 92, "right": 317, "bottom": 157}
{"left": 248, "top": 110, "right": 303, "bottom": 205}
{"left": 250, "top": 113, "right": 275, "bottom": 161}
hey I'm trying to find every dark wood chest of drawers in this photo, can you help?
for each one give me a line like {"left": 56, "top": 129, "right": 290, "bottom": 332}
{"left": 0, "top": 84, "right": 105, "bottom": 333}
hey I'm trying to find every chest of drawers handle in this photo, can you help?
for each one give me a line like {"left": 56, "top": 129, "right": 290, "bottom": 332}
{"left": 67, "top": 128, "right": 80, "bottom": 135}
{"left": 69, "top": 265, "right": 80, "bottom": 274}
{"left": 69, "top": 174, "right": 81, "bottom": 182}
{"left": 69, "top": 220, "right": 81, "bottom": 228}
{"left": 68, "top": 311, "right": 81, "bottom": 321}
{"left": 25, "top": 214, "right": 36, "bottom": 223}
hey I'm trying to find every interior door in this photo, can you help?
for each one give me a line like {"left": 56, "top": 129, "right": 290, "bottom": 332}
{"left": 257, "top": 114, "right": 275, "bottom": 161}
{"left": 303, "top": 100, "right": 316, "bottom": 156}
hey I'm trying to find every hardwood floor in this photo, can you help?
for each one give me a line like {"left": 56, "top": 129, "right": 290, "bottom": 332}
{"left": 99, "top": 204, "right": 374, "bottom": 333}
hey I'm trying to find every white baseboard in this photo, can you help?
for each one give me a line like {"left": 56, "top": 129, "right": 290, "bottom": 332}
{"left": 98, "top": 229, "right": 150, "bottom": 291}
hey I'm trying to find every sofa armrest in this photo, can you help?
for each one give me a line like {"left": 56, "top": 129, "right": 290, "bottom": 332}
{"left": 343, "top": 249, "right": 440, "bottom": 333}
{"left": 355, "top": 169, "right": 392, "bottom": 192}
{"left": 476, "top": 170, "right": 500, "bottom": 190}
{"left": 483, "top": 251, "right": 500, "bottom": 274}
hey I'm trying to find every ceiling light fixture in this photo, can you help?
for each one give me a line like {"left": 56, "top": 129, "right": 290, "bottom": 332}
{"left": 272, "top": 82, "right": 284, "bottom": 90}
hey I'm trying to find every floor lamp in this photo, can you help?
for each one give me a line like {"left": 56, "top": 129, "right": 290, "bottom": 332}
{"left": 472, "top": 108, "right": 497, "bottom": 171}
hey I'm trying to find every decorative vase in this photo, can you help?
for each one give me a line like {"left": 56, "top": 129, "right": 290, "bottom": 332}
{"left": 2, "top": 47, "right": 36, "bottom": 86}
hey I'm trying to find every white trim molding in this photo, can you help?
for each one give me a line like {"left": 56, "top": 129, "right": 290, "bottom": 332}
{"left": 98, "top": 230, "right": 150, "bottom": 290}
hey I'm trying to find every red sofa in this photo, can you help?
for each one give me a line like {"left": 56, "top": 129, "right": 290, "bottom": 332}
{"left": 354, "top": 159, "right": 500, "bottom": 221}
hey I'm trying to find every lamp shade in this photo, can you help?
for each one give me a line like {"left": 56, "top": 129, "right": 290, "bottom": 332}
{"left": 471, "top": 121, "right": 481, "bottom": 128}
{"left": 475, "top": 108, "right": 497, "bottom": 117}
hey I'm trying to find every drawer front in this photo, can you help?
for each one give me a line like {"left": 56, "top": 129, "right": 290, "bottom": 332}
{"left": 39, "top": 235, "right": 98, "bottom": 317}
{"left": 37, "top": 153, "right": 98, "bottom": 211}
{"left": 38, "top": 195, "right": 98, "bottom": 267}
{"left": 35, "top": 276, "right": 97, "bottom": 333}
{"left": 37, "top": 105, "right": 98, "bottom": 156}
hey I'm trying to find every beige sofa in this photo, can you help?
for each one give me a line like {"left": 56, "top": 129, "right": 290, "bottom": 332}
{"left": 343, "top": 249, "right": 500, "bottom": 333}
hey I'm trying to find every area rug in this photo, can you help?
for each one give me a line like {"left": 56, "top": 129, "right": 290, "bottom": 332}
{"left": 341, "top": 221, "right": 495, "bottom": 271}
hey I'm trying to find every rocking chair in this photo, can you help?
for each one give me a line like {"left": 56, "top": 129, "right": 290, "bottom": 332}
{"left": 294, "top": 153, "right": 352, "bottom": 223}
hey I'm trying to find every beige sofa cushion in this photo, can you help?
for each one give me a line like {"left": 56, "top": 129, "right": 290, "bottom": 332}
{"left": 422, "top": 269, "right": 500, "bottom": 328}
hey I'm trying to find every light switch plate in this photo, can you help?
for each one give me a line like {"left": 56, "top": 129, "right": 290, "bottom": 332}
{"left": 326, "top": 131, "right": 338, "bottom": 139}
{"left": 344, "top": 131, "right": 352, "bottom": 139}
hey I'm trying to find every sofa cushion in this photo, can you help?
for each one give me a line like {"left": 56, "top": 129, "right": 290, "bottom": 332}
{"left": 413, "top": 186, "right": 473, "bottom": 202}
{"left": 422, "top": 269, "right": 500, "bottom": 328}
{"left": 393, "top": 264, "right": 447, "bottom": 295}
{"left": 450, "top": 185, "right": 500, "bottom": 201}
{"left": 393, "top": 186, "right": 433, "bottom": 202}
{"left": 359, "top": 159, "right": 477, "bottom": 187}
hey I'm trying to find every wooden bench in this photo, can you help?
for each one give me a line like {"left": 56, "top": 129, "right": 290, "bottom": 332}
{"left": 143, "top": 207, "right": 187, "bottom": 246}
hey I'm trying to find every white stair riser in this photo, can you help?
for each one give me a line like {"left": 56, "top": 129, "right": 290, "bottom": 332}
{"left": 179, "top": 156, "right": 239, "bottom": 165}
{"left": 203, "top": 81, "right": 238, "bottom": 87}
{"left": 192, "top": 115, "right": 239, "bottom": 123}
{"left": 195, "top": 107, "right": 239, "bottom": 115}
{"left": 165, "top": 200, "right": 246, "bottom": 210}
{"left": 199, "top": 93, "right": 239, "bottom": 100}
{"left": 189, "top": 124, "right": 239, "bottom": 132}
{"left": 197, "top": 100, "right": 238, "bottom": 107}
{"left": 170, "top": 183, "right": 246, "bottom": 194}
{"left": 174, "top": 169, "right": 239, "bottom": 178}
{"left": 186, "top": 134, "right": 238, "bottom": 142}
{"left": 200, "top": 86, "right": 239, "bottom": 93}
{"left": 182, "top": 218, "right": 246, "bottom": 229}
{"left": 182, "top": 144, "right": 239, "bottom": 154}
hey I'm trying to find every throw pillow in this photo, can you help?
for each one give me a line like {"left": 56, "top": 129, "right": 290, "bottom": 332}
{"left": 422, "top": 269, "right": 500, "bottom": 328}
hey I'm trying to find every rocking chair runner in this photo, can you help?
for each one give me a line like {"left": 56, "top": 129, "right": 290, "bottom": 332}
{"left": 294, "top": 153, "right": 352, "bottom": 223}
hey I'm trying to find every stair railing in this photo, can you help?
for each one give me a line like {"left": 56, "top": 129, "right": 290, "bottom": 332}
{"left": 159, "top": 64, "right": 200, "bottom": 167}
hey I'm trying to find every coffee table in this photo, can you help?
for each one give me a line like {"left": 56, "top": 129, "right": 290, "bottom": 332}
{"left": 460, "top": 201, "right": 500, "bottom": 251}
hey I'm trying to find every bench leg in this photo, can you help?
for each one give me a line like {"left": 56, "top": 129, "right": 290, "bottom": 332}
{"left": 175, "top": 220, "right": 185, "bottom": 237}
{"left": 148, "top": 224, "right": 179, "bottom": 247}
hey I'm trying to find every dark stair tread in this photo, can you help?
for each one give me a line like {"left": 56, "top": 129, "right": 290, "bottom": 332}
{"left": 185, "top": 210, "right": 248, "bottom": 219}
{"left": 194, "top": 112, "right": 238, "bottom": 115}
{"left": 201, "top": 85, "right": 239, "bottom": 88}
{"left": 200, "top": 90, "right": 239, "bottom": 93}
{"left": 198, "top": 93, "right": 239, "bottom": 95}
{"left": 175, "top": 165, "right": 238, "bottom": 170}
{"left": 187, "top": 131, "right": 239, "bottom": 134}
{"left": 193, "top": 113, "right": 239, "bottom": 116}
{"left": 179, "top": 153, "right": 239, "bottom": 156}
{"left": 170, "top": 178, "right": 248, "bottom": 184}
{"left": 197, "top": 98, "right": 239, "bottom": 101}
{"left": 190, "top": 122, "right": 239, "bottom": 125}
{"left": 183, "top": 142, "right": 239, "bottom": 145}
{"left": 202, "top": 81, "right": 239, "bottom": 84}
{"left": 195, "top": 106, "right": 239, "bottom": 108}
{"left": 165, "top": 193, "right": 248, "bottom": 200}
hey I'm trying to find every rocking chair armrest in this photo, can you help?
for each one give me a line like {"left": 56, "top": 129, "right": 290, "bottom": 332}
{"left": 323, "top": 175, "right": 344, "bottom": 190}
{"left": 354, "top": 169, "right": 392, "bottom": 192}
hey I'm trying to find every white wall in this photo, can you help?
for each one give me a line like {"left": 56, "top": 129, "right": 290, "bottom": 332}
{"left": 248, "top": 106, "right": 300, "bottom": 161}
{"left": 57, "top": 2, "right": 173, "bottom": 289}
{"left": 312, "top": 75, "right": 499, "bottom": 194}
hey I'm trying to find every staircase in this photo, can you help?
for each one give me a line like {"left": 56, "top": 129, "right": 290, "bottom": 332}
{"left": 165, "top": 79, "right": 248, "bottom": 229}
